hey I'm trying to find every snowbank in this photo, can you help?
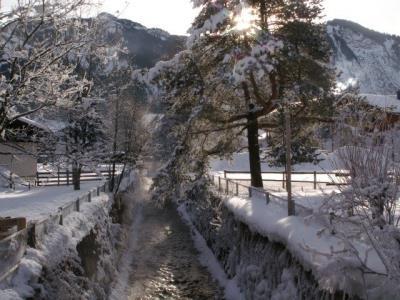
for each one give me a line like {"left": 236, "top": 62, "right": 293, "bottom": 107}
{"left": 178, "top": 204, "right": 243, "bottom": 300}
{"left": 0, "top": 192, "right": 117, "bottom": 299}
{"left": 223, "top": 194, "right": 386, "bottom": 298}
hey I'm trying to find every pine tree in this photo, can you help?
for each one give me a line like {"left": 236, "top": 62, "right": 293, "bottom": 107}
{"left": 142, "top": 0, "right": 336, "bottom": 195}
{"left": 186, "top": 0, "right": 336, "bottom": 186}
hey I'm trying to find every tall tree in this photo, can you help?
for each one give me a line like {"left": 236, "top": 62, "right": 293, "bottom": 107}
{"left": 141, "top": 0, "right": 336, "bottom": 201}
{"left": 185, "top": 0, "right": 336, "bottom": 187}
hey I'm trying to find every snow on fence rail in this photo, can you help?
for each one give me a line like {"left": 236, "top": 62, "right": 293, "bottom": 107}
{"left": 211, "top": 175, "right": 313, "bottom": 217}
{"left": 0, "top": 177, "right": 118, "bottom": 283}
{"left": 222, "top": 170, "right": 349, "bottom": 189}
{"left": 36, "top": 169, "right": 122, "bottom": 186}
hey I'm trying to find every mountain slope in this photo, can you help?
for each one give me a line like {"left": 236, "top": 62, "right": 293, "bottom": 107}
{"left": 98, "top": 13, "right": 185, "bottom": 69}
{"left": 327, "top": 19, "right": 400, "bottom": 94}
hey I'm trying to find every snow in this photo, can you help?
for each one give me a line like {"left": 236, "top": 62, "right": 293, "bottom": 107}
{"left": 16, "top": 117, "right": 51, "bottom": 132}
{"left": 0, "top": 181, "right": 106, "bottom": 221}
{"left": 328, "top": 21, "right": 400, "bottom": 94}
{"left": 210, "top": 151, "right": 340, "bottom": 173}
{"left": 187, "top": 8, "right": 230, "bottom": 47}
{"left": 222, "top": 194, "right": 386, "bottom": 298}
{"left": 361, "top": 94, "right": 400, "bottom": 113}
{"left": 1, "top": 192, "right": 113, "bottom": 299}
{"left": 178, "top": 203, "right": 243, "bottom": 300}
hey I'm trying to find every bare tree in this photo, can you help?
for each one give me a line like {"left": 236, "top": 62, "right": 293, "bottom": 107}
{"left": 0, "top": 0, "right": 95, "bottom": 136}
{"left": 316, "top": 106, "right": 400, "bottom": 296}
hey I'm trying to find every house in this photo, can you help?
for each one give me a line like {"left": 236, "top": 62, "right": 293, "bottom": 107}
{"left": 361, "top": 93, "right": 400, "bottom": 130}
{"left": 0, "top": 117, "right": 50, "bottom": 178}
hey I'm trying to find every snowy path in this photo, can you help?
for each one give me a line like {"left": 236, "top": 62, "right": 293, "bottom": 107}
{"left": 0, "top": 181, "right": 106, "bottom": 221}
{"left": 111, "top": 174, "right": 223, "bottom": 300}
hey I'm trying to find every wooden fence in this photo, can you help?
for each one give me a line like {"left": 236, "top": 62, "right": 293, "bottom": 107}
{"left": 36, "top": 169, "right": 121, "bottom": 186}
{"left": 222, "top": 170, "right": 349, "bottom": 189}
{"left": 211, "top": 174, "right": 313, "bottom": 217}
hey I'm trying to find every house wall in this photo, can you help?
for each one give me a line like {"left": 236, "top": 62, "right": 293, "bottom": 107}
{"left": 0, "top": 143, "right": 37, "bottom": 178}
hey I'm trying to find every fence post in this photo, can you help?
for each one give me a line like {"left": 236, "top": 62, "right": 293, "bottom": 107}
{"left": 313, "top": 171, "right": 317, "bottom": 190}
{"left": 225, "top": 179, "right": 229, "bottom": 194}
{"left": 224, "top": 170, "right": 227, "bottom": 178}
{"left": 27, "top": 223, "right": 36, "bottom": 248}
{"left": 282, "top": 172, "right": 285, "bottom": 189}
{"left": 88, "top": 192, "right": 91, "bottom": 203}
{"left": 235, "top": 182, "right": 239, "bottom": 196}
{"left": 57, "top": 167, "right": 60, "bottom": 186}
{"left": 66, "top": 169, "right": 70, "bottom": 186}
{"left": 59, "top": 212, "right": 63, "bottom": 226}
{"left": 218, "top": 177, "right": 221, "bottom": 192}
{"left": 265, "top": 192, "right": 270, "bottom": 205}
{"left": 97, "top": 187, "right": 100, "bottom": 196}
{"left": 76, "top": 199, "right": 80, "bottom": 212}
{"left": 248, "top": 187, "right": 252, "bottom": 198}
{"left": 36, "top": 172, "right": 40, "bottom": 187}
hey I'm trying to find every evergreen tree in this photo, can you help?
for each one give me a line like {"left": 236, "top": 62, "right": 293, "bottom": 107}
{"left": 187, "top": 0, "right": 336, "bottom": 186}
{"left": 143, "top": 0, "right": 336, "bottom": 196}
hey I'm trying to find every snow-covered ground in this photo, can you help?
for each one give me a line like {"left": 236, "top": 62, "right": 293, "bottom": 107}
{"left": 210, "top": 151, "right": 343, "bottom": 210}
{"left": 0, "top": 181, "right": 106, "bottom": 221}
{"left": 210, "top": 152, "right": 340, "bottom": 173}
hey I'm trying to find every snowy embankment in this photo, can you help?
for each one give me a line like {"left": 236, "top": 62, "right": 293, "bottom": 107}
{"left": 182, "top": 175, "right": 392, "bottom": 299}
{"left": 178, "top": 204, "right": 243, "bottom": 300}
{"left": 0, "top": 181, "right": 106, "bottom": 221}
{"left": 223, "top": 195, "right": 385, "bottom": 297}
{"left": 0, "top": 191, "right": 118, "bottom": 299}
{"left": 0, "top": 169, "right": 137, "bottom": 300}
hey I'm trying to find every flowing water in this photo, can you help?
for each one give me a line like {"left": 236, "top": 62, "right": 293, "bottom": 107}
{"left": 124, "top": 176, "right": 223, "bottom": 300}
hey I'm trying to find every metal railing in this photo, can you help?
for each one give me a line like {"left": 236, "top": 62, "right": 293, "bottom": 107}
{"left": 211, "top": 174, "right": 313, "bottom": 217}
{"left": 0, "top": 176, "right": 117, "bottom": 283}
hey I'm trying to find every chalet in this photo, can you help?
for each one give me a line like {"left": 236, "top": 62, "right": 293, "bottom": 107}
{"left": 0, "top": 117, "right": 50, "bottom": 178}
{"left": 361, "top": 93, "right": 400, "bottom": 129}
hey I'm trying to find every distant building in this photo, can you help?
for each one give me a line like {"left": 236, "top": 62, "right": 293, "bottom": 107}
{"left": 360, "top": 93, "right": 400, "bottom": 130}
{"left": 0, "top": 117, "right": 50, "bottom": 178}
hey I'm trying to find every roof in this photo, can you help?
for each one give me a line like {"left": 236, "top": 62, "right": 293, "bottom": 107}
{"left": 361, "top": 94, "right": 400, "bottom": 113}
{"left": 17, "top": 117, "right": 51, "bottom": 132}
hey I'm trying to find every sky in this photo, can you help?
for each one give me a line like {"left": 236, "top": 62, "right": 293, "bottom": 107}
{"left": 99, "top": 0, "right": 400, "bottom": 36}
{"left": 2, "top": 0, "right": 400, "bottom": 36}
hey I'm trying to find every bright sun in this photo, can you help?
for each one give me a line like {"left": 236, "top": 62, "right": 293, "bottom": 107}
{"left": 233, "top": 6, "right": 257, "bottom": 32}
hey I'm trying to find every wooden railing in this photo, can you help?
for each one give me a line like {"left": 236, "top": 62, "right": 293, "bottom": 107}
{"left": 36, "top": 169, "right": 122, "bottom": 186}
{"left": 210, "top": 174, "right": 313, "bottom": 217}
{"left": 222, "top": 170, "right": 349, "bottom": 189}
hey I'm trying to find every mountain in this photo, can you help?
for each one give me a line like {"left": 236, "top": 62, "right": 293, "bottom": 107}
{"left": 97, "top": 13, "right": 186, "bottom": 69}
{"left": 97, "top": 14, "right": 400, "bottom": 95}
{"left": 327, "top": 19, "right": 400, "bottom": 94}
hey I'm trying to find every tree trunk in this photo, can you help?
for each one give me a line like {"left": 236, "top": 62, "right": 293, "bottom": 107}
{"left": 72, "top": 164, "right": 81, "bottom": 191}
{"left": 285, "top": 106, "right": 295, "bottom": 216}
{"left": 247, "top": 105, "right": 263, "bottom": 188}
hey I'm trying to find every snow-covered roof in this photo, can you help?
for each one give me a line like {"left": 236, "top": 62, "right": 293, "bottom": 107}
{"left": 17, "top": 117, "right": 51, "bottom": 132}
{"left": 361, "top": 94, "right": 400, "bottom": 113}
